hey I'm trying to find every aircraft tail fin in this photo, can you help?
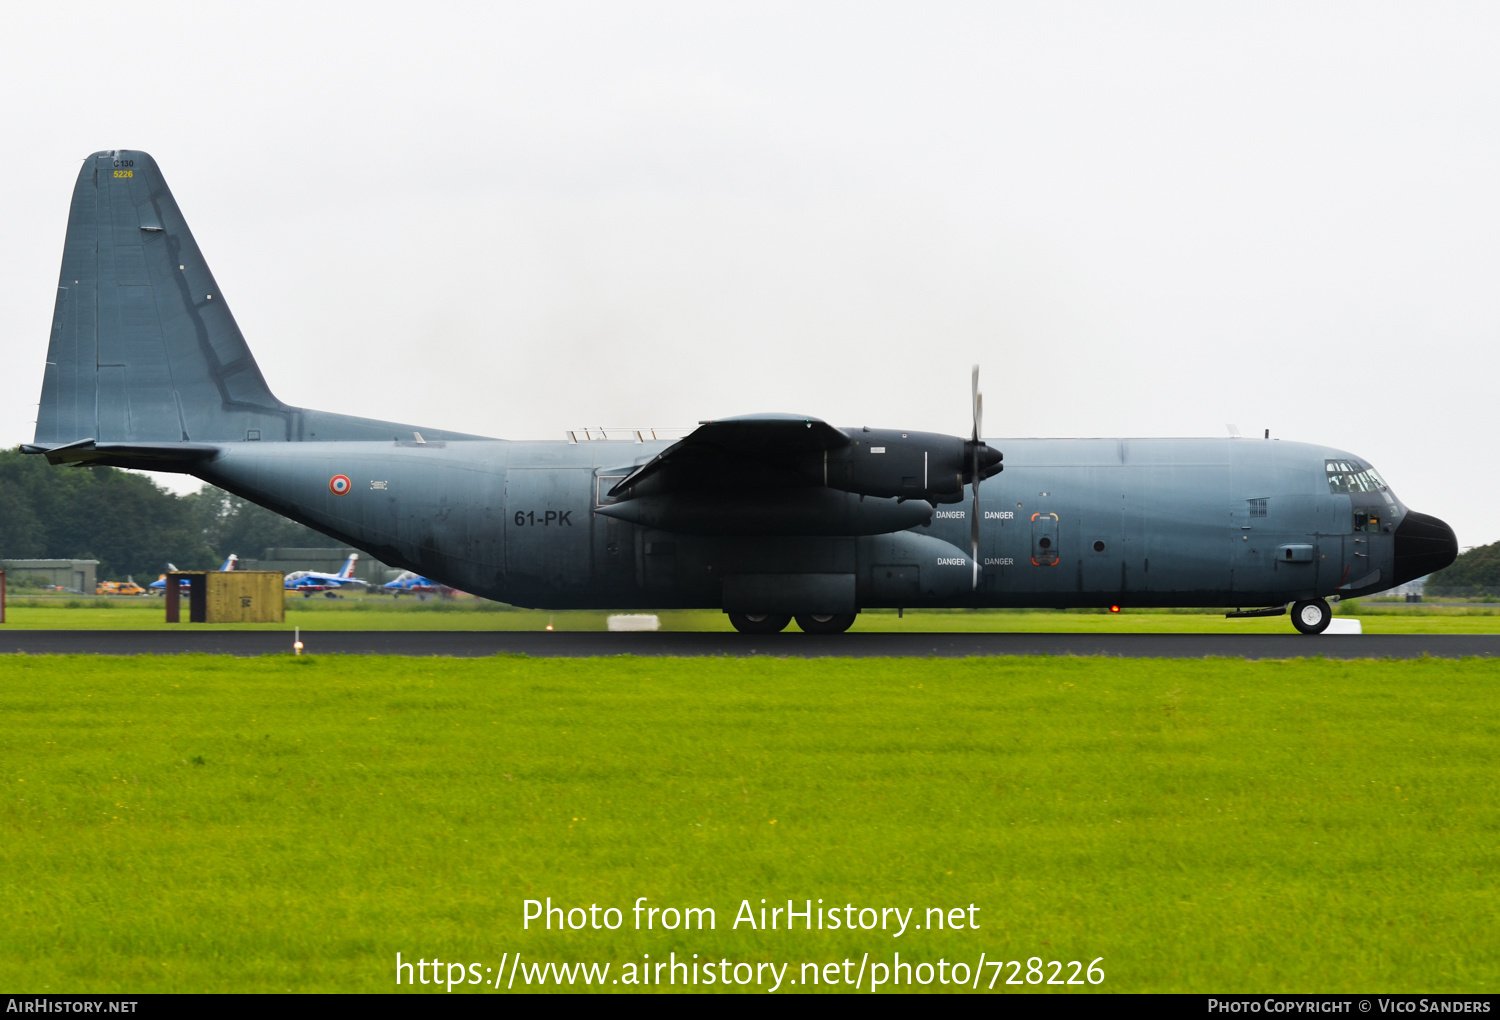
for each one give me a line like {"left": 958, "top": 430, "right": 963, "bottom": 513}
{"left": 340, "top": 554, "right": 358, "bottom": 579}
{"left": 34, "top": 150, "right": 490, "bottom": 449}
{"left": 37, "top": 150, "right": 291, "bottom": 445}
{"left": 221, "top": 554, "right": 238, "bottom": 572}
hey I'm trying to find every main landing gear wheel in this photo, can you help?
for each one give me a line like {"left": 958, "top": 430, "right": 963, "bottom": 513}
{"left": 728, "top": 613, "right": 791, "bottom": 634}
{"left": 1291, "top": 598, "right": 1332, "bottom": 635}
{"left": 794, "top": 612, "right": 857, "bottom": 635}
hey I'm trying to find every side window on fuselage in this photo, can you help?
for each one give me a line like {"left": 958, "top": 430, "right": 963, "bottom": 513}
{"left": 1352, "top": 508, "right": 1382, "bottom": 533}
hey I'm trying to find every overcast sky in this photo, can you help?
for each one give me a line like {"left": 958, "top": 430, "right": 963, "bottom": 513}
{"left": 4, "top": 2, "right": 1496, "bottom": 546}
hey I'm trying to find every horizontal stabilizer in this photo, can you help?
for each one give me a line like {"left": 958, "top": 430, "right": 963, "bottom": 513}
{"left": 22, "top": 439, "right": 220, "bottom": 471}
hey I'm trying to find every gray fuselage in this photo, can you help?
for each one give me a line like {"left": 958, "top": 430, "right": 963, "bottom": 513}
{"left": 194, "top": 434, "right": 1405, "bottom": 611}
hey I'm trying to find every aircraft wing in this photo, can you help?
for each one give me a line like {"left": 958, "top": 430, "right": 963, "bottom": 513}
{"left": 608, "top": 414, "right": 849, "bottom": 498}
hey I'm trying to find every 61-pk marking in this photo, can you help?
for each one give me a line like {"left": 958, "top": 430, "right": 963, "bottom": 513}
{"left": 514, "top": 510, "right": 574, "bottom": 527}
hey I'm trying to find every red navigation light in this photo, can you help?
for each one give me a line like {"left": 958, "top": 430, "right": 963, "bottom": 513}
{"left": 1109, "top": 604, "right": 1121, "bottom": 613}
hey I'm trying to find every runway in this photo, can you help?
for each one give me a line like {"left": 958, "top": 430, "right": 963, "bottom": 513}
{"left": 2, "top": 630, "right": 1498, "bottom": 658}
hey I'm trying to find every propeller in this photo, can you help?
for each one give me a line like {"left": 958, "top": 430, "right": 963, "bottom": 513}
{"left": 967, "top": 364, "right": 1002, "bottom": 589}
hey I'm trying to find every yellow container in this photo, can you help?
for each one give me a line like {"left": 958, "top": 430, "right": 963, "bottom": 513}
{"left": 204, "top": 571, "right": 285, "bottom": 623}
{"left": 167, "top": 571, "right": 287, "bottom": 624}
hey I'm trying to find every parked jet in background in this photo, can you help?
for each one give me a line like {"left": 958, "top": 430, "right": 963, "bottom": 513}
{"left": 284, "top": 554, "right": 366, "bottom": 597}
{"left": 382, "top": 571, "right": 453, "bottom": 598}
{"left": 24, "top": 151, "right": 1459, "bottom": 634}
{"left": 148, "top": 554, "right": 236, "bottom": 592}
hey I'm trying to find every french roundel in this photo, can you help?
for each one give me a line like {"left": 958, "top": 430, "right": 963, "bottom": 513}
{"left": 329, "top": 474, "right": 351, "bottom": 496}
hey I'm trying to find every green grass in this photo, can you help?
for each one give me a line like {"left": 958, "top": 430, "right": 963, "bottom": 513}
{"left": 4, "top": 596, "right": 1499, "bottom": 632}
{"left": 0, "top": 654, "right": 1496, "bottom": 992}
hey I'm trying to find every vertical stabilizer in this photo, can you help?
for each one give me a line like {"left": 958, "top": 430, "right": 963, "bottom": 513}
{"left": 34, "top": 149, "right": 489, "bottom": 449}
{"left": 37, "top": 150, "right": 292, "bottom": 444}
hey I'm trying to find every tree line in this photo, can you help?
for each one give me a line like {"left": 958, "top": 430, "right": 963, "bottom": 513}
{"left": 1424, "top": 541, "right": 1500, "bottom": 595}
{"left": 0, "top": 448, "right": 339, "bottom": 581}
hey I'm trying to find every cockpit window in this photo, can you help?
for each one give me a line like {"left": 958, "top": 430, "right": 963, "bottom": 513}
{"left": 1326, "top": 459, "right": 1388, "bottom": 494}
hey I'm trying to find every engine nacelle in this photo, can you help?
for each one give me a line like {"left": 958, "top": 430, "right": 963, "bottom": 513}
{"left": 596, "top": 487, "right": 934, "bottom": 536}
{"left": 813, "top": 429, "right": 1001, "bottom": 501}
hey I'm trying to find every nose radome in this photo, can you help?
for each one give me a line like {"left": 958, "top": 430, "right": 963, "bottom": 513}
{"left": 1393, "top": 510, "right": 1459, "bottom": 586}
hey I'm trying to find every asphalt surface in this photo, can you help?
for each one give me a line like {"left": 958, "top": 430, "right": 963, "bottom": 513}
{"left": 2, "top": 630, "right": 1498, "bottom": 658}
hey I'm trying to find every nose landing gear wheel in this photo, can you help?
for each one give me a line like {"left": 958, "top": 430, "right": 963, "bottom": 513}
{"left": 728, "top": 612, "right": 791, "bottom": 634}
{"left": 1291, "top": 598, "right": 1332, "bottom": 634}
{"left": 794, "top": 612, "right": 857, "bottom": 635}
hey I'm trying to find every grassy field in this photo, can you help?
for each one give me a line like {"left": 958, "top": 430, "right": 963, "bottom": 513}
{"left": 4, "top": 595, "right": 1500, "bottom": 633}
{"left": 0, "top": 653, "right": 1496, "bottom": 993}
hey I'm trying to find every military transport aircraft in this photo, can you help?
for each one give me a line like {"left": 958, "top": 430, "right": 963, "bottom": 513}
{"left": 23, "top": 151, "right": 1458, "bottom": 634}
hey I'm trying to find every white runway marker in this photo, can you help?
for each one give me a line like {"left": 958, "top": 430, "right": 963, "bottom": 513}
{"left": 608, "top": 614, "right": 661, "bottom": 632}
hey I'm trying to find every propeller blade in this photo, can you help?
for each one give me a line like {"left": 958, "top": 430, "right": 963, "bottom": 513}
{"left": 971, "top": 364, "right": 980, "bottom": 443}
{"left": 971, "top": 479, "right": 980, "bottom": 589}
{"left": 971, "top": 365, "right": 982, "bottom": 589}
